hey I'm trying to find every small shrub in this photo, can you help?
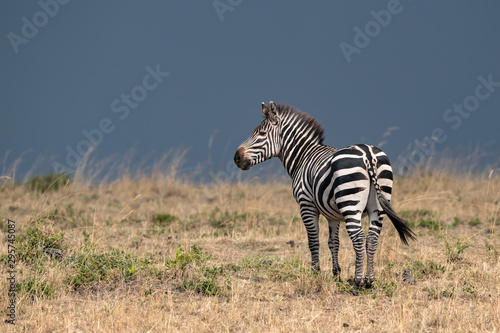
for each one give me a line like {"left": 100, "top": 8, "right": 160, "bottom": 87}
{"left": 424, "top": 286, "right": 455, "bottom": 299}
{"left": 81, "top": 230, "right": 93, "bottom": 252}
{"left": 152, "top": 213, "right": 179, "bottom": 226}
{"left": 0, "top": 254, "right": 10, "bottom": 265}
{"left": 240, "top": 255, "right": 274, "bottom": 270}
{"left": 196, "top": 265, "right": 231, "bottom": 296}
{"left": 451, "top": 217, "right": 481, "bottom": 228}
{"left": 411, "top": 259, "right": 446, "bottom": 278}
{"left": 27, "top": 172, "right": 70, "bottom": 192}
{"left": 418, "top": 219, "right": 441, "bottom": 230}
{"left": 462, "top": 280, "right": 477, "bottom": 297}
{"left": 172, "top": 248, "right": 231, "bottom": 297}
{"left": 16, "top": 219, "right": 65, "bottom": 262}
{"left": 165, "top": 246, "right": 211, "bottom": 270}
{"left": 378, "top": 281, "right": 398, "bottom": 297}
{"left": 443, "top": 236, "right": 469, "bottom": 262}
{"left": 16, "top": 279, "right": 54, "bottom": 298}
{"left": 66, "top": 249, "right": 141, "bottom": 289}
{"left": 400, "top": 209, "right": 441, "bottom": 230}
{"left": 451, "top": 217, "right": 462, "bottom": 228}
{"left": 468, "top": 218, "right": 481, "bottom": 227}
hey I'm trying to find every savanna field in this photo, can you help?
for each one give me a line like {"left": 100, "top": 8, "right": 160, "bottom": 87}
{"left": 1, "top": 165, "right": 499, "bottom": 332}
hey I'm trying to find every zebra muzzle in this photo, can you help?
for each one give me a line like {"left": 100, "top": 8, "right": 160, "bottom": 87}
{"left": 234, "top": 147, "right": 251, "bottom": 170}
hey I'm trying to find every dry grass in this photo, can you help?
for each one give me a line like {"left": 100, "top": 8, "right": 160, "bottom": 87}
{"left": 0, "top": 167, "right": 499, "bottom": 332}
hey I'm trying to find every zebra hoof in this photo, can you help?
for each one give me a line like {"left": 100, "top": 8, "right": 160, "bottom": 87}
{"left": 352, "top": 284, "right": 363, "bottom": 296}
{"left": 332, "top": 269, "right": 342, "bottom": 281}
{"left": 364, "top": 278, "right": 374, "bottom": 289}
{"left": 311, "top": 262, "right": 321, "bottom": 272}
{"left": 352, "top": 278, "right": 365, "bottom": 294}
{"left": 333, "top": 275, "right": 342, "bottom": 282}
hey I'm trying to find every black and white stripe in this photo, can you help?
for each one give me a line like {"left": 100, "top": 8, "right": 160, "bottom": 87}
{"left": 235, "top": 101, "right": 416, "bottom": 291}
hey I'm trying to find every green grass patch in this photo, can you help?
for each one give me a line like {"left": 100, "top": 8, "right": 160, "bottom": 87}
{"left": 208, "top": 208, "right": 247, "bottom": 229}
{"left": 166, "top": 246, "right": 230, "bottom": 297}
{"left": 180, "top": 265, "right": 231, "bottom": 296}
{"left": 452, "top": 217, "right": 481, "bottom": 228}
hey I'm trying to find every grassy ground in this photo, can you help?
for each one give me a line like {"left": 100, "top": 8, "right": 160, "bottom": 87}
{"left": 0, "top": 168, "right": 499, "bottom": 332}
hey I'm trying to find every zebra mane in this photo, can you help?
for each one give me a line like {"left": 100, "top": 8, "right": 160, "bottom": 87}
{"left": 276, "top": 104, "right": 325, "bottom": 145}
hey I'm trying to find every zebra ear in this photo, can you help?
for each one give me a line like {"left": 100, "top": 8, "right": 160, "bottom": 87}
{"left": 269, "top": 101, "right": 277, "bottom": 114}
{"left": 267, "top": 101, "right": 278, "bottom": 123}
{"left": 261, "top": 102, "right": 269, "bottom": 117}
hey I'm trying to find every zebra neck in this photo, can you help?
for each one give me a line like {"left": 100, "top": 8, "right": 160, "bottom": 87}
{"left": 279, "top": 139, "right": 321, "bottom": 178}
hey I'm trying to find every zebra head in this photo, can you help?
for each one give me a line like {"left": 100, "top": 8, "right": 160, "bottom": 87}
{"left": 234, "top": 101, "right": 282, "bottom": 170}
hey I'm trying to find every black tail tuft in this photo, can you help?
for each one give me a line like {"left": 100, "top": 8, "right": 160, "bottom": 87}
{"left": 378, "top": 195, "right": 417, "bottom": 246}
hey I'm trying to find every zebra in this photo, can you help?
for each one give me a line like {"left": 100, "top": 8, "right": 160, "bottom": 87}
{"left": 234, "top": 101, "right": 416, "bottom": 291}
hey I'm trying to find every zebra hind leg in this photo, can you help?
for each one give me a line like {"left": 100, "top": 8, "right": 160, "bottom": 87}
{"left": 327, "top": 220, "right": 341, "bottom": 279}
{"left": 365, "top": 211, "right": 384, "bottom": 289}
{"left": 343, "top": 212, "right": 366, "bottom": 292}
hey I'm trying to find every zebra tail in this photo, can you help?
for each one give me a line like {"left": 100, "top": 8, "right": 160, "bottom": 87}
{"left": 365, "top": 150, "right": 416, "bottom": 246}
{"left": 378, "top": 194, "right": 417, "bottom": 246}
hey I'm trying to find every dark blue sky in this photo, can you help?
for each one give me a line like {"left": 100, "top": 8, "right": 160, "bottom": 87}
{"left": 1, "top": 1, "right": 499, "bottom": 180}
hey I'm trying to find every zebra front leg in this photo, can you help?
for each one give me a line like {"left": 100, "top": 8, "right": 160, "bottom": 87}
{"left": 300, "top": 205, "right": 321, "bottom": 271}
{"left": 328, "top": 220, "right": 341, "bottom": 278}
{"left": 365, "top": 211, "right": 384, "bottom": 288}
{"left": 344, "top": 213, "right": 365, "bottom": 291}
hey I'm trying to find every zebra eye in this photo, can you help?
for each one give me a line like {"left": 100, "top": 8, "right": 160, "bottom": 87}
{"left": 259, "top": 130, "right": 267, "bottom": 136}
